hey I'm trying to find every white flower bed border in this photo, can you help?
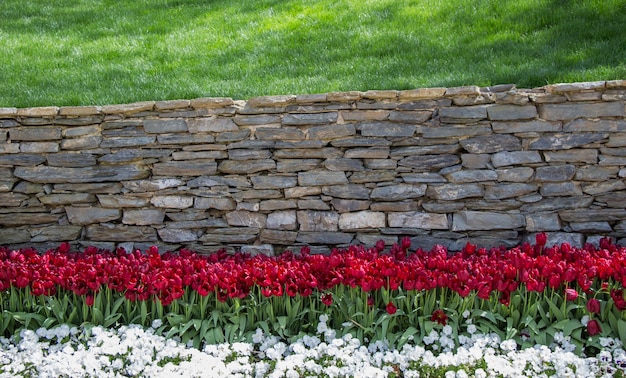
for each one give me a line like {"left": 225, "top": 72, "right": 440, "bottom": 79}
{"left": 1, "top": 316, "right": 624, "bottom": 378}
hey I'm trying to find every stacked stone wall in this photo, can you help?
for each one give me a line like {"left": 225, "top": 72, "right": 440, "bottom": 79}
{"left": 1, "top": 81, "right": 626, "bottom": 254}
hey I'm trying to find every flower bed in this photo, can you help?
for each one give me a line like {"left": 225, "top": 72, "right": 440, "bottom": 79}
{"left": 2, "top": 234, "right": 626, "bottom": 376}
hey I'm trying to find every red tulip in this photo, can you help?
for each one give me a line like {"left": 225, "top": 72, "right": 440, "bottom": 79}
{"left": 587, "top": 319, "right": 602, "bottom": 336}
{"left": 565, "top": 288, "right": 578, "bottom": 301}
{"left": 321, "top": 293, "right": 333, "bottom": 306}
{"left": 431, "top": 309, "right": 448, "bottom": 325}
{"left": 386, "top": 301, "right": 397, "bottom": 315}
{"left": 587, "top": 298, "right": 601, "bottom": 314}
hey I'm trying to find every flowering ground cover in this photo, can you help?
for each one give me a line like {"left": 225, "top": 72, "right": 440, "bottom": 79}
{"left": 2, "top": 234, "right": 626, "bottom": 376}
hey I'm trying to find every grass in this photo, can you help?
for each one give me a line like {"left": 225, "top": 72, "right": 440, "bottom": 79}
{"left": 0, "top": 0, "right": 625, "bottom": 107}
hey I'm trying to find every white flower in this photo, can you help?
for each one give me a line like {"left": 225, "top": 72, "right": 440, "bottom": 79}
{"left": 466, "top": 324, "right": 477, "bottom": 334}
{"left": 319, "top": 314, "right": 329, "bottom": 323}
{"left": 442, "top": 325, "right": 453, "bottom": 336}
{"left": 151, "top": 319, "right": 163, "bottom": 329}
{"left": 581, "top": 315, "right": 590, "bottom": 326}
{"left": 252, "top": 328, "right": 264, "bottom": 344}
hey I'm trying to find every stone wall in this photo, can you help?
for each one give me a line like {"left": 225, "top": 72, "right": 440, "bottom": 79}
{"left": 1, "top": 80, "right": 626, "bottom": 254}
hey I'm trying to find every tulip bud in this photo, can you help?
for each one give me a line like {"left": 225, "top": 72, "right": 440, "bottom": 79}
{"left": 587, "top": 319, "right": 602, "bottom": 336}
{"left": 565, "top": 288, "right": 578, "bottom": 301}
{"left": 586, "top": 298, "right": 601, "bottom": 314}
{"left": 386, "top": 301, "right": 397, "bottom": 315}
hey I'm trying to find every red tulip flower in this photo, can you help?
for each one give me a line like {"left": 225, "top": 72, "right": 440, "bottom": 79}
{"left": 431, "top": 309, "right": 448, "bottom": 325}
{"left": 587, "top": 319, "right": 602, "bottom": 336}
{"left": 321, "top": 293, "right": 333, "bottom": 306}
{"left": 386, "top": 301, "right": 397, "bottom": 315}
{"left": 587, "top": 298, "right": 601, "bottom": 314}
{"left": 565, "top": 288, "right": 578, "bottom": 301}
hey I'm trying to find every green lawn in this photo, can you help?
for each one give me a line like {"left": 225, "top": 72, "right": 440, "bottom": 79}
{"left": 1, "top": 0, "right": 625, "bottom": 107}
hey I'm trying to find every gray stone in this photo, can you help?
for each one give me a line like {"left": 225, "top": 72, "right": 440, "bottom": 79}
{"left": 539, "top": 102, "right": 624, "bottom": 120}
{"left": 460, "top": 134, "right": 521, "bottom": 153}
{"left": 232, "top": 190, "right": 282, "bottom": 201}
{"left": 558, "top": 209, "right": 626, "bottom": 222}
{"left": 364, "top": 159, "right": 397, "bottom": 170}
{"left": 10, "top": 127, "right": 61, "bottom": 141}
{"left": 187, "top": 117, "right": 238, "bottom": 132}
{"left": 357, "top": 122, "right": 416, "bottom": 137}
{"left": 260, "top": 200, "right": 297, "bottom": 211}
{"left": 228, "top": 149, "right": 271, "bottom": 160}
{"left": 330, "top": 137, "right": 391, "bottom": 147}
{"left": 408, "top": 236, "right": 455, "bottom": 252}
{"left": 322, "top": 184, "right": 370, "bottom": 200}
{"left": 370, "top": 201, "right": 419, "bottom": 212}
{"left": 97, "top": 195, "right": 150, "bottom": 208}
{"left": 398, "top": 154, "right": 461, "bottom": 170}
{"left": 100, "top": 136, "right": 155, "bottom": 148}
{"left": 401, "top": 173, "right": 446, "bottom": 183}
{"left": 520, "top": 196, "right": 594, "bottom": 212}
{"left": 297, "top": 199, "right": 330, "bottom": 210}
{"left": 496, "top": 167, "right": 535, "bottom": 182}
{"left": 540, "top": 182, "right": 582, "bottom": 196}
{"left": 46, "top": 153, "right": 97, "bottom": 167}
{"left": 0, "top": 193, "right": 28, "bottom": 206}
{"left": 277, "top": 159, "right": 322, "bottom": 172}
{"left": 600, "top": 155, "right": 626, "bottom": 165}
{"left": 165, "top": 219, "right": 227, "bottom": 229}
{"left": 150, "top": 195, "right": 193, "bottom": 209}
{"left": 39, "top": 193, "right": 96, "bottom": 205}
{"left": 274, "top": 148, "right": 342, "bottom": 159}
{"left": 487, "top": 104, "right": 537, "bottom": 120}
{"left": 525, "top": 213, "right": 561, "bottom": 232}
{"left": 564, "top": 119, "right": 626, "bottom": 132}
{"left": 522, "top": 232, "right": 585, "bottom": 248}
{"left": 215, "top": 130, "right": 251, "bottom": 142}
{"left": 447, "top": 169, "right": 497, "bottom": 183}
{"left": 20, "top": 142, "right": 59, "bottom": 153}
{"left": 218, "top": 159, "right": 276, "bottom": 174}
{"left": 283, "top": 112, "right": 338, "bottom": 125}
{"left": 66, "top": 207, "right": 120, "bottom": 225}
{"left": 143, "top": 119, "right": 187, "bottom": 133}
{"left": 330, "top": 199, "right": 370, "bottom": 212}
{"left": 0, "top": 228, "right": 31, "bottom": 244}
{"left": 157, "top": 133, "right": 215, "bottom": 145}
{"left": 596, "top": 192, "right": 626, "bottom": 208}
{"left": 529, "top": 133, "right": 607, "bottom": 150}
{"left": 0, "top": 213, "right": 60, "bottom": 226}
{"left": 171, "top": 150, "right": 227, "bottom": 160}
{"left": 233, "top": 115, "right": 281, "bottom": 126}
{"left": 0, "top": 154, "right": 46, "bottom": 166}
{"left": 323, "top": 158, "right": 364, "bottom": 171}
{"left": 570, "top": 222, "right": 613, "bottom": 233}
{"left": 60, "top": 136, "right": 103, "bottom": 150}
{"left": 297, "top": 210, "right": 339, "bottom": 231}
{"left": 344, "top": 147, "right": 389, "bottom": 159}
{"left": 370, "top": 184, "right": 426, "bottom": 201}
{"left": 255, "top": 127, "right": 305, "bottom": 141}
{"left": 461, "top": 154, "right": 491, "bottom": 169}
{"left": 390, "top": 144, "right": 460, "bottom": 158}
{"left": 582, "top": 180, "right": 626, "bottom": 195}
{"left": 308, "top": 124, "right": 355, "bottom": 140}
{"left": 29, "top": 225, "right": 82, "bottom": 242}
{"left": 491, "top": 151, "right": 542, "bottom": 167}
{"left": 225, "top": 211, "right": 267, "bottom": 228}
{"left": 158, "top": 228, "right": 198, "bottom": 243}
{"left": 153, "top": 161, "right": 218, "bottom": 176}
{"left": 543, "top": 150, "right": 598, "bottom": 164}
{"left": 420, "top": 125, "right": 492, "bottom": 138}
{"left": 123, "top": 178, "right": 185, "bottom": 192}
{"left": 388, "top": 212, "right": 448, "bottom": 229}
{"left": 491, "top": 120, "right": 561, "bottom": 133}
{"left": 575, "top": 166, "right": 617, "bottom": 181}
{"left": 452, "top": 211, "right": 525, "bottom": 231}
{"left": 193, "top": 197, "right": 237, "bottom": 211}
{"left": 260, "top": 229, "right": 298, "bottom": 245}
{"left": 275, "top": 140, "right": 325, "bottom": 149}
{"left": 338, "top": 211, "right": 385, "bottom": 230}
{"left": 466, "top": 199, "right": 521, "bottom": 211}
{"left": 266, "top": 211, "right": 297, "bottom": 230}
{"left": 426, "top": 184, "right": 484, "bottom": 200}
{"left": 296, "top": 231, "right": 353, "bottom": 245}
{"left": 251, "top": 175, "right": 297, "bottom": 189}
{"left": 199, "top": 228, "right": 259, "bottom": 244}
{"left": 349, "top": 171, "right": 397, "bottom": 183}
{"left": 388, "top": 110, "right": 431, "bottom": 123}
{"left": 340, "top": 110, "right": 389, "bottom": 121}
{"left": 298, "top": 171, "right": 348, "bottom": 186}
{"left": 535, "top": 165, "right": 576, "bottom": 182}
{"left": 240, "top": 244, "right": 275, "bottom": 257}
{"left": 122, "top": 209, "right": 165, "bottom": 225}
{"left": 439, "top": 105, "right": 488, "bottom": 123}
{"left": 485, "top": 183, "right": 538, "bottom": 200}
{"left": 284, "top": 186, "right": 322, "bottom": 198}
